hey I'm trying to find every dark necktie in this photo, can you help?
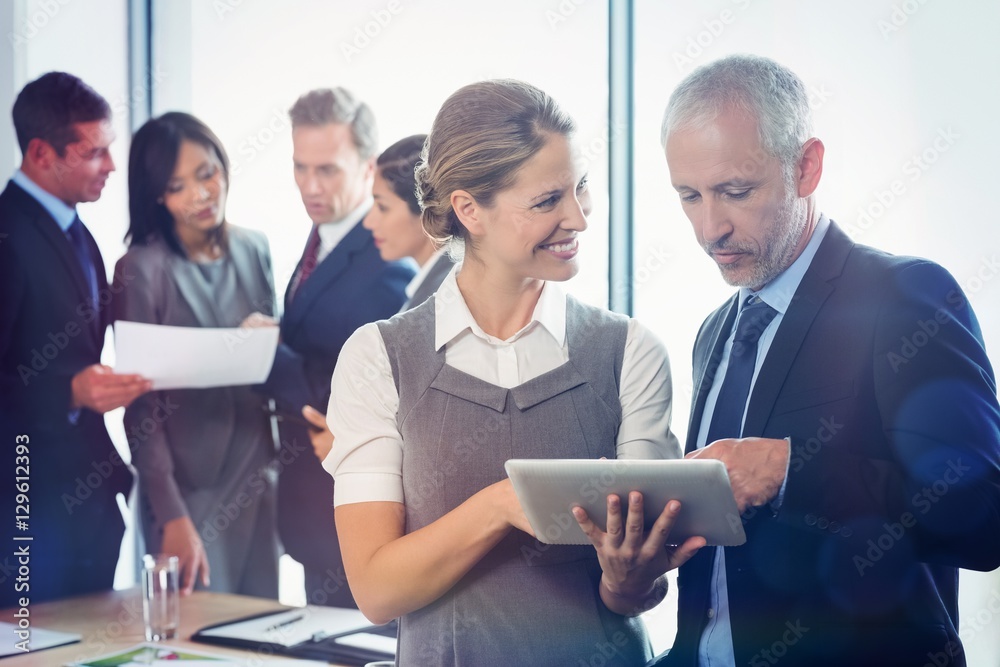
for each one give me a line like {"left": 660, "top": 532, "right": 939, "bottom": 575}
{"left": 66, "top": 215, "right": 99, "bottom": 313}
{"left": 705, "top": 295, "right": 779, "bottom": 444}
{"left": 289, "top": 225, "right": 321, "bottom": 301}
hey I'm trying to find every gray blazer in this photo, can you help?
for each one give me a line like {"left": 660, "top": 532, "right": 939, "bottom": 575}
{"left": 114, "top": 225, "right": 280, "bottom": 596}
{"left": 401, "top": 252, "right": 455, "bottom": 312}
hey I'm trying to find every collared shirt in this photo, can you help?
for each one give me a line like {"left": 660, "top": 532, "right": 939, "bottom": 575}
{"left": 12, "top": 169, "right": 76, "bottom": 231}
{"left": 695, "top": 214, "right": 832, "bottom": 666}
{"left": 315, "top": 197, "right": 373, "bottom": 264}
{"left": 405, "top": 247, "right": 448, "bottom": 301}
{"left": 324, "top": 264, "right": 682, "bottom": 505}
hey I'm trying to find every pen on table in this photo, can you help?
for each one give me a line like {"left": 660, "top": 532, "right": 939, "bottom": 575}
{"left": 265, "top": 613, "right": 306, "bottom": 632}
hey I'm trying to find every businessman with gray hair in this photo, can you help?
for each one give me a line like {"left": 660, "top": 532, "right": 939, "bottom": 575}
{"left": 653, "top": 54, "right": 1000, "bottom": 666}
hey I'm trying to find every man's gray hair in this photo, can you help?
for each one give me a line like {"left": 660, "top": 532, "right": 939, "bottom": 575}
{"left": 289, "top": 86, "right": 378, "bottom": 159}
{"left": 660, "top": 54, "right": 812, "bottom": 175}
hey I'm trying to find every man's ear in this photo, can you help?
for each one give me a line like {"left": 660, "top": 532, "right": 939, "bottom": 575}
{"left": 362, "top": 155, "right": 376, "bottom": 180}
{"left": 450, "top": 189, "right": 485, "bottom": 237}
{"left": 25, "top": 137, "right": 56, "bottom": 169}
{"left": 796, "top": 137, "right": 824, "bottom": 198}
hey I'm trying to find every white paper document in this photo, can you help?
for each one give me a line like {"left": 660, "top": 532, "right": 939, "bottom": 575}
{"left": 114, "top": 321, "right": 279, "bottom": 390}
{"left": 197, "top": 606, "right": 376, "bottom": 648}
{"left": 0, "top": 621, "right": 80, "bottom": 657}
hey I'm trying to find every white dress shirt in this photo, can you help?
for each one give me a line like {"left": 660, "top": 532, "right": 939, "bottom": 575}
{"left": 325, "top": 265, "right": 682, "bottom": 506}
{"left": 315, "top": 197, "right": 373, "bottom": 264}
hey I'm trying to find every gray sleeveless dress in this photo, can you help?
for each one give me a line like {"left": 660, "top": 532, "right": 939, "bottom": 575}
{"left": 377, "top": 295, "right": 653, "bottom": 667}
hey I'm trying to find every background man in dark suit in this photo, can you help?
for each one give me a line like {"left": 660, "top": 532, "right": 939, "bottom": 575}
{"left": 254, "top": 87, "right": 413, "bottom": 607}
{"left": 0, "top": 72, "right": 150, "bottom": 606}
{"left": 653, "top": 55, "right": 1000, "bottom": 666}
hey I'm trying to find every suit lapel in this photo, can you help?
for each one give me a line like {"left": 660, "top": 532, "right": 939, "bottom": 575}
{"left": 742, "top": 223, "right": 854, "bottom": 437}
{"left": 7, "top": 183, "right": 104, "bottom": 345}
{"left": 227, "top": 229, "right": 271, "bottom": 315}
{"left": 11, "top": 184, "right": 93, "bottom": 314}
{"left": 283, "top": 218, "right": 371, "bottom": 337}
{"left": 686, "top": 296, "right": 738, "bottom": 454}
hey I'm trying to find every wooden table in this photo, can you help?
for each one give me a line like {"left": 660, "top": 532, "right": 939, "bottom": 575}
{"left": 2, "top": 588, "right": 346, "bottom": 665}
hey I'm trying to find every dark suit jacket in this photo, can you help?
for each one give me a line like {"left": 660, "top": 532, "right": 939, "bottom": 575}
{"left": 662, "top": 222, "right": 1000, "bottom": 667}
{"left": 259, "top": 215, "right": 412, "bottom": 578}
{"left": 0, "top": 180, "right": 131, "bottom": 606}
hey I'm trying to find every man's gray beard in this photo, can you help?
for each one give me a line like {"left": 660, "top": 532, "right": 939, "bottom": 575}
{"left": 720, "top": 193, "right": 807, "bottom": 289}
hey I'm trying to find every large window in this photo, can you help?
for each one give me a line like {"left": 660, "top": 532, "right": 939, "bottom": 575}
{"left": 152, "top": 0, "right": 611, "bottom": 306}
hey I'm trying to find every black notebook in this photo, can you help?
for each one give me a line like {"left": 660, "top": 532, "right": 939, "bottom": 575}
{"left": 192, "top": 606, "right": 396, "bottom": 666}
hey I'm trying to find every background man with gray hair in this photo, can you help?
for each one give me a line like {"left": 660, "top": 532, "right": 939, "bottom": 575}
{"left": 654, "top": 54, "right": 1000, "bottom": 666}
{"left": 254, "top": 86, "right": 413, "bottom": 607}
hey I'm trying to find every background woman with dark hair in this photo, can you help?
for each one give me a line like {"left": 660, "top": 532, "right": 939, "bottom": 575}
{"left": 365, "top": 133, "right": 454, "bottom": 311}
{"left": 114, "top": 111, "right": 280, "bottom": 597}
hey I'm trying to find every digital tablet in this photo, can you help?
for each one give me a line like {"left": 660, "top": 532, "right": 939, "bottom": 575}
{"left": 504, "top": 458, "right": 746, "bottom": 547}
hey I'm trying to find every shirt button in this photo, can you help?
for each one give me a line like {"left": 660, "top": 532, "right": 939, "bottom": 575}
{"left": 707, "top": 608, "right": 715, "bottom": 619}
{"left": 817, "top": 517, "right": 829, "bottom": 530}
{"left": 829, "top": 521, "right": 841, "bottom": 534}
{"left": 840, "top": 526, "right": 854, "bottom": 538}
{"left": 804, "top": 513, "right": 817, "bottom": 526}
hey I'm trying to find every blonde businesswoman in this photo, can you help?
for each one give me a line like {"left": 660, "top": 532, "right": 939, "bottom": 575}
{"left": 324, "top": 80, "right": 704, "bottom": 666}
